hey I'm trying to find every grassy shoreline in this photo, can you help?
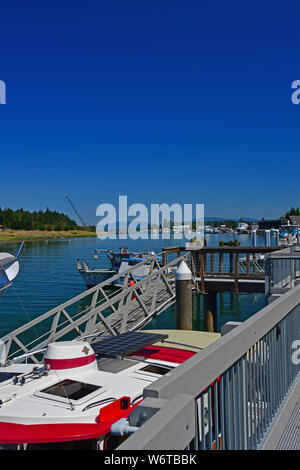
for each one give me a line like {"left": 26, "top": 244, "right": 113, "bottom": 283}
{"left": 0, "top": 230, "right": 97, "bottom": 244}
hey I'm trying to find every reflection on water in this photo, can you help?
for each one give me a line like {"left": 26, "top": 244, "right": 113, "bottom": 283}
{"left": 145, "top": 291, "right": 266, "bottom": 333}
{"left": 0, "top": 234, "right": 269, "bottom": 336}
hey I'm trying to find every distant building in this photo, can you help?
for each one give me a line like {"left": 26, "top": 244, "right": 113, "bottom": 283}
{"left": 173, "top": 224, "right": 192, "bottom": 232}
{"left": 0, "top": 225, "right": 4, "bottom": 232}
{"left": 258, "top": 219, "right": 283, "bottom": 230}
{"left": 289, "top": 215, "right": 300, "bottom": 226}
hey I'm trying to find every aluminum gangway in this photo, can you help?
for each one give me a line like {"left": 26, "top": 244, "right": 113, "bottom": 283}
{"left": 0, "top": 252, "right": 192, "bottom": 365}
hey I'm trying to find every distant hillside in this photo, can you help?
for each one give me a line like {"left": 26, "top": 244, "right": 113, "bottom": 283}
{"left": 0, "top": 207, "right": 84, "bottom": 231}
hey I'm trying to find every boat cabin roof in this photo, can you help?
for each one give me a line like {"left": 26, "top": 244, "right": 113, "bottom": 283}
{"left": 0, "top": 331, "right": 196, "bottom": 445}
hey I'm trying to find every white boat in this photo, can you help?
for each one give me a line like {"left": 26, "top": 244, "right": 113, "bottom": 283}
{"left": 0, "top": 243, "right": 23, "bottom": 293}
{"left": 0, "top": 246, "right": 221, "bottom": 450}
{"left": 236, "top": 223, "right": 249, "bottom": 233}
{"left": 0, "top": 329, "right": 220, "bottom": 450}
{"left": 76, "top": 247, "right": 161, "bottom": 289}
{"left": 279, "top": 224, "right": 299, "bottom": 245}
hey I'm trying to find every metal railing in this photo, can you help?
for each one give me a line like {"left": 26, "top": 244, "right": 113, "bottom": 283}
{"left": 0, "top": 252, "right": 190, "bottom": 364}
{"left": 265, "top": 246, "right": 300, "bottom": 299}
{"left": 119, "top": 283, "right": 300, "bottom": 450}
{"left": 163, "top": 246, "right": 285, "bottom": 294}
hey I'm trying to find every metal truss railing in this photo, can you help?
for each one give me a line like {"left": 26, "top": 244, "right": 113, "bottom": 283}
{"left": 265, "top": 246, "right": 300, "bottom": 299}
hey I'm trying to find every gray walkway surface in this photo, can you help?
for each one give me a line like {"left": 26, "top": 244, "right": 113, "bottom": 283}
{"left": 262, "top": 377, "right": 300, "bottom": 450}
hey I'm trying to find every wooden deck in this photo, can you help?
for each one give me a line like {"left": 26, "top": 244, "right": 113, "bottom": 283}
{"left": 163, "top": 245, "right": 286, "bottom": 293}
{"left": 196, "top": 276, "right": 266, "bottom": 293}
{"left": 143, "top": 329, "right": 221, "bottom": 352}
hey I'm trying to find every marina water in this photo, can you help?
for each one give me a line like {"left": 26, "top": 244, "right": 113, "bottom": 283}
{"left": 0, "top": 233, "right": 274, "bottom": 337}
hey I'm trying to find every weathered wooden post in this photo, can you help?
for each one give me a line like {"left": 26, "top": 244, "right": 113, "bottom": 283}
{"left": 204, "top": 293, "right": 217, "bottom": 332}
{"left": 175, "top": 260, "right": 193, "bottom": 330}
{"left": 200, "top": 253, "right": 205, "bottom": 293}
{"left": 229, "top": 252, "right": 233, "bottom": 273}
{"left": 234, "top": 253, "right": 239, "bottom": 294}
{"left": 219, "top": 252, "right": 223, "bottom": 273}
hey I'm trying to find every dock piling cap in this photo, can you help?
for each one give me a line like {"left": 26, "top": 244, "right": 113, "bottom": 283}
{"left": 175, "top": 261, "right": 192, "bottom": 281}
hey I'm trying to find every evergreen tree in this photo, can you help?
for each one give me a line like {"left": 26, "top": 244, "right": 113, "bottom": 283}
{"left": 0, "top": 207, "right": 87, "bottom": 231}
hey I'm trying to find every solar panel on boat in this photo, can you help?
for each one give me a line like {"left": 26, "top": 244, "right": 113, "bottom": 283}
{"left": 91, "top": 331, "right": 168, "bottom": 358}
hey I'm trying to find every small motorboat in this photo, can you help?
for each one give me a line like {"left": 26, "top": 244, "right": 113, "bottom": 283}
{"left": 279, "top": 224, "right": 299, "bottom": 245}
{"left": 76, "top": 247, "right": 161, "bottom": 289}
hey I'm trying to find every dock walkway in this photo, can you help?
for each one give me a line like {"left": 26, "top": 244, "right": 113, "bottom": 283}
{"left": 262, "top": 377, "right": 300, "bottom": 450}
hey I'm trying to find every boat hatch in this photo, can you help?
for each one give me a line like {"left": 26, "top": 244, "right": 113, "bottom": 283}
{"left": 34, "top": 379, "right": 105, "bottom": 406}
{"left": 97, "top": 358, "right": 139, "bottom": 374}
{"left": 135, "top": 364, "right": 174, "bottom": 377}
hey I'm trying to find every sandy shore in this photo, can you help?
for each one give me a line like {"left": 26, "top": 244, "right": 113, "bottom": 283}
{"left": 0, "top": 230, "right": 97, "bottom": 244}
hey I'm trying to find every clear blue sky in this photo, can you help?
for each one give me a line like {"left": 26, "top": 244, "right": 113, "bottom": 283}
{"left": 1, "top": 1, "right": 300, "bottom": 223}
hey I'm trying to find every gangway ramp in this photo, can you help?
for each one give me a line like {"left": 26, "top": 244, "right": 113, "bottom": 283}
{"left": 0, "top": 253, "right": 190, "bottom": 364}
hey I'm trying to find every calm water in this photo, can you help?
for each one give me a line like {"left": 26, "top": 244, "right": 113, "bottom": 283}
{"left": 0, "top": 233, "right": 275, "bottom": 337}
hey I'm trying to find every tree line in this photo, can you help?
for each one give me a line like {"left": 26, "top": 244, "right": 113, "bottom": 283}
{"left": 284, "top": 207, "right": 300, "bottom": 218}
{"left": 0, "top": 207, "right": 85, "bottom": 231}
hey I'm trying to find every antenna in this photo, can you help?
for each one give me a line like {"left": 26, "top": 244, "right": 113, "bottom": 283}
{"left": 15, "top": 241, "right": 24, "bottom": 260}
{"left": 64, "top": 194, "right": 90, "bottom": 228}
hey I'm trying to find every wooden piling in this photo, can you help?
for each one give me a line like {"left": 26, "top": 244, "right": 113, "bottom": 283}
{"left": 175, "top": 261, "right": 193, "bottom": 330}
{"left": 234, "top": 253, "right": 239, "bottom": 294}
{"left": 204, "top": 292, "right": 217, "bottom": 333}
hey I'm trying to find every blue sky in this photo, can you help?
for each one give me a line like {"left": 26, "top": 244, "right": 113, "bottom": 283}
{"left": 1, "top": 1, "right": 300, "bottom": 223}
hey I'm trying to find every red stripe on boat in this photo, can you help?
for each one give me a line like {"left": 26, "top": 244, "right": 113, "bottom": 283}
{"left": 44, "top": 353, "right": 96, "bottom": 370}
{"left": 131, "top": 346, "right": 196, "bottom": 363}
{"left": 0, "top": 400, "right": 140, "bottom": 444}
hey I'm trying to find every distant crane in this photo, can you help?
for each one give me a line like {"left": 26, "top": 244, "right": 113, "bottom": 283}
{"left": 64, "top": 194, "right": 90, "bottom": 228}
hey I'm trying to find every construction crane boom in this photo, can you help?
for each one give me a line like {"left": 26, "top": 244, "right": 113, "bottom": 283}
{"left": 64, "top": 194, "right": 89, "bottom": 228}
